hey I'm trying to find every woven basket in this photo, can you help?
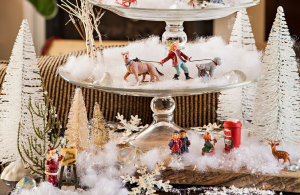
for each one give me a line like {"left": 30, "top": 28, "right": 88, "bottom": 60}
{"left": 0, "top": 47, "right": 219, "bottom": 130}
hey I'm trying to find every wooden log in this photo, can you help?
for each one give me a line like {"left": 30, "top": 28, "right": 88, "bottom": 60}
{"left": 161, "top": 166, "right": 300, "bottom": 193}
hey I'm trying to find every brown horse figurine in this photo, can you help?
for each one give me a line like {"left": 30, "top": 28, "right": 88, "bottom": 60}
{"left": 121, "top": 51, "right": 163, "bottom": 83}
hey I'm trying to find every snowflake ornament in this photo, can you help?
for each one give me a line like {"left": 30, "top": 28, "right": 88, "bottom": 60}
{"left": 191, "top": 122, "right": 221, "bottom": 134}
{"left": 121, "top": 160, "right": 172, "bottom": 195}
{"left": 116, "top": 113, "right": 148, "bottom": 137}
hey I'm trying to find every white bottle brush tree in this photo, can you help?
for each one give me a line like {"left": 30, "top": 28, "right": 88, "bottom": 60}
{"left": 64, "top": 88, "right": 89, "bottom": 151}
{"left": 217, "top": 9, "right": 257, "bottom": 124}
{"left": 58, "top": 0, "right": 106, "bottom": 58}
{"left": 251, "top": 6, "right": 300, "bottom": 144}
{"left": 90, "top": 102, "right": 111, "bottom": 149}
{"left": 0, "top": 19, "right": 48, "bottom": 164}
{"left": 0, "top": 20, "right": 68, "bottom": 180}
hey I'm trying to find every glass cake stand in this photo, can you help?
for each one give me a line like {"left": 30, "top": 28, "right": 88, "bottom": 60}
{"left": 59, "top": 70, "right": 259, "bottom": 150}
{"left": 88, "top": 0, "right": 260, "bottom": 49}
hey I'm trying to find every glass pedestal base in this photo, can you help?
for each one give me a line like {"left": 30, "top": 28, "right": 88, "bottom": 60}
{"left": 129, "top": 96, "right": 183, "bottom": 150}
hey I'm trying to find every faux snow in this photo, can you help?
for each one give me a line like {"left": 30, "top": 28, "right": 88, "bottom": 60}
{"left": 60, "top": 36, "right": 262, "bottom": 90}
{"left": 12, "top": 131, "right": 300, "bottom": 195}
{"left": 97, "top": 0, "right": 253, "bottom": 9}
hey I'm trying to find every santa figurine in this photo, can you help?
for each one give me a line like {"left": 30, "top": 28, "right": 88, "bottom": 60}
{"left": 45, "top": 147, "right": 65, "bottom": 186}
{"left": 169, "top": 130, "right": 183, "bottom": 155}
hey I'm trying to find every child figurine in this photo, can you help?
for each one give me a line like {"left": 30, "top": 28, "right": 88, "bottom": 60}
{"left": 45, "top": 147, "right": 65, "bottom": 186}
{"left": 179, "top": 130, "right": 190, "bottom": 154}
{"left": 202, "top": 132, "right": 217, "bottom": 155}
{"left": 169, "top": 131, "right": 183, "bottom": 155}
{"left": 159, "top": 42, "right": 193, "bottom": 80}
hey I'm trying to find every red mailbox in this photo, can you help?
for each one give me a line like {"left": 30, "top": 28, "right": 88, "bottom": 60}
{"left": 223, "top": 119, "right": 242, "bottom": 152}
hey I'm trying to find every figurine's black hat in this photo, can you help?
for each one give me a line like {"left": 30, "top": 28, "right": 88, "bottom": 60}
{"left": 173, "top": 130, "right": 179, "bottom": 134}
{"left": 179, "top": 130, "right": 186, "bottom": 133}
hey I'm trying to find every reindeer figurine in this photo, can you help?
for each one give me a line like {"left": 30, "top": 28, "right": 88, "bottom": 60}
{"left": 264, "top": 138, "right": 291, "bottom": 165}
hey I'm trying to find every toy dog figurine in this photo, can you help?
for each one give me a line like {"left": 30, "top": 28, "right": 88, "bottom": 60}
{"left": 121, "top": 52, "right": 163, "bottom": 83}
{"left": 196, "top": 57, "right": 221, "bottom": 78}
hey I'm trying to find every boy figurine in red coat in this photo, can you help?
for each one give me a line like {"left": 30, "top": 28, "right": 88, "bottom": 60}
{"left": 169, "top": 130, "right": 183, "bottom": 155}
{"left": 45, "top": 147, "right": 65, "bottom": 186}
{"left": 159, "top": 42, "right": 193, "bottom": 80}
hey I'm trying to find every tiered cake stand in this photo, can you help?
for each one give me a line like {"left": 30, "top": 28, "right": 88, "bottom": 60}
{"left": 89, "top": 0, "right": 260, "bottom": 49}
{"left": 59, "top": 0, "right": 260, "bottom": 150}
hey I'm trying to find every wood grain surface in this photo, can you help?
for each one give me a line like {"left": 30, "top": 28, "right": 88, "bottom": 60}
{"left": 161, "top": 166, "right": 300, "bottom": 193}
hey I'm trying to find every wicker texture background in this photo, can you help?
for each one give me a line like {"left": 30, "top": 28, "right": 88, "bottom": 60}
{"left": 0, "top": 48, "right": 219, "bottom": 131}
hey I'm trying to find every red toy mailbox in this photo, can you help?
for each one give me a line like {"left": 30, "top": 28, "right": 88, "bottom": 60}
{"left": 223, "top": 119, "right": 242, "bottom": 152}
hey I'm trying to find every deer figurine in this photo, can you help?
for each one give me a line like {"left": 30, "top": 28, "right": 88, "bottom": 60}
{"left": 264, "top": 138, "right": 291, "bottom": 165}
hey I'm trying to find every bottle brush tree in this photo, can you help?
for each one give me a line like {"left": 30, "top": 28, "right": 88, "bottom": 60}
{"left": 17, "top": 87, "right": 67, "bottom": 181}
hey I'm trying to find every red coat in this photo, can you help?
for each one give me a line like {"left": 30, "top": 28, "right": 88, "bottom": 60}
{"left": 169, "top": 138, "right": 182, "bottom": 153}
{"left": 161, "top": 50, "right": 189, "bottom": 66}
{"left": 46, "top": 155, "right": 63, "bottom": 173}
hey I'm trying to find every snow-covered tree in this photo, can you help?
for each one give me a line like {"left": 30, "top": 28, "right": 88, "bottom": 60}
{"left": 0, "top": 19, "right": 45, "bottom": 163}
{"left": 217, "top": 9, "right": 257, "bottom": 123}
{"left": 90, "top": 102, "right": 111, "bottom": 148}
{"left": 64, "top": 88, "right": 89, "bottom": 151}
{"left": 251, "top": 6, "right": 300, "bottom": 144}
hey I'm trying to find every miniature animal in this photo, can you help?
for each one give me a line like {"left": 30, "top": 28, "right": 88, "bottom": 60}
{"left": 196, "top": 57, "right": 221, "bottom": 78}
{"left": 264, "top": 138, "right": 291, "bottom": 165}
{"left": 121, "top": 52, "right": 163, "bottom": 83}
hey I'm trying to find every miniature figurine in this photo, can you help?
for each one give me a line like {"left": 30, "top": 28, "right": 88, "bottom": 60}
{"left": 202, "top": 132, "right": 217, "bottom": 155}
{"left": 179, "top": 130, "right": 190, "bottom": 154}
{"left": 159, "top": 42, "right": 193, "bottom": 80}
{"left": 210, "top": 0, "right": 224, "bottom": 4}
{"left": 116, "top": 0, "right": 137, "bottom": 7}
{"left": 169, "top": 131, "right": 183, "bottom": 155}
{"left": 196, "top": 57, "right": 221, "bottom": 78}
{"left": 121, "top": 52, "right": 163, "bottom": 83}
{"left": 223, "top": 119, "right": 242, "bottom": 153}
{"left": 264, "top": 138, "right": 291, "bottom": 165}
{"left": 188, "top": 0, "right": 195, "bottom": 7}
{"left": 45, "top": 147, "right": 65, "bottom": 186}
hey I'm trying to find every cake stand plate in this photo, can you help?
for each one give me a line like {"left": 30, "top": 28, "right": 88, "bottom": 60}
{"left": 88, "top": 0, "right": 260, "bottom": 49}
{"left": 59, "top": 69, "right": 259, "bottom": 150}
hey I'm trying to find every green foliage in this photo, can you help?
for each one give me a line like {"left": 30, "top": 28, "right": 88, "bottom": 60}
{"left": 28, "top": 0, "right": 58, "bottom": 19}
{"left": 17, "top": 84, "right": 68, "bottom": 181}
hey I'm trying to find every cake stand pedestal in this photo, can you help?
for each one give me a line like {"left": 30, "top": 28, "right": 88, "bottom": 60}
{"left": 88, "top": 0, "right": 260, "bottom": 49}
{"left": 59, "top": 69, "right": 258, "bottom": 150}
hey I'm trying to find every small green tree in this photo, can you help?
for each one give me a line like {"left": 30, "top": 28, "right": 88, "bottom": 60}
{"left": 17, "top": 89, "right": 68, "bottom": 181}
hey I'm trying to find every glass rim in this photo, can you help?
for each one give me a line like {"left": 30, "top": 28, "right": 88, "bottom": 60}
{"left": 58, "top": 68, "right": 261, "bottom": 97}
{"left": 88, "top": 0, "right": 260, "bottom": 12}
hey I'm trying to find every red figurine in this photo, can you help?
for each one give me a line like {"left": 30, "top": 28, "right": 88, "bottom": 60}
{"left": 159, "top": 42, "right": 193, "bottom": 80}
{"left": 45, "top": 147, "right": 65, "bottom": 186}
{"left": 169, "top": 131, "right": 183, "bottom": 155}
{"left": 264, "top": 138, "right": 291, "bottom": 165}
{"left": 223, "top": 119, "right": 242, "bottom": 153}
{"left": 202, "top": 132, "right": 217, "bottom": 155}
{"left": 116, "top": 0, "right": 137, "bottom": 7}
